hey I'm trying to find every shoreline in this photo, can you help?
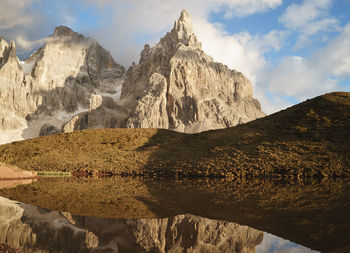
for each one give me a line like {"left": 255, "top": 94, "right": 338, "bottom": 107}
{"left": 0, "top": 164, "right": 37, "bottom": 179}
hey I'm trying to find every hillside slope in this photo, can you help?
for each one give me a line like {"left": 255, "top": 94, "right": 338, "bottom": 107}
{"left": 0, "top": 92, "right": 349, "bottom": 179}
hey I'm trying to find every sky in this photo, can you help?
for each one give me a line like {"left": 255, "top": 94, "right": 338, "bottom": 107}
{"left": 0, "top": 0, "right": 349, "bottom": 114}
{"left": 256, "top": 232, "right": 318, "bottom": 253}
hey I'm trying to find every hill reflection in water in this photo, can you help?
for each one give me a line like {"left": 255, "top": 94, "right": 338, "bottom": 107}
{"left": 0, "top": 196, "right": 318, "bottom": 253}
{"left": 0, "top": 177, "right": 348, "bottom": 252}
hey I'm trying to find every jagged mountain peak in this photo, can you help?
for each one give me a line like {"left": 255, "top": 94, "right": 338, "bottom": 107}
{"left": 8, "top": 41, "right": 17, "bottom": 56}
{"left": 169, "top": 9, "right": 200, "bottom": 48}
{"left": 0, "top": 9, "right": 263, "bottom": 142}
{"left": 0, "top": 37, "right": 8, "bottom": 47}
{"left": 0, "top": 24, "right": 125, "bottom": 143}
{"left": 53, "top": 25, "right": 76, "bottom": 37}
{"left": 180, "top": 9, "right": 190, "bottom": 19}
{"left": 0, "top": 39, "right": 19, "bottom": 68}
{"left": 50, "top": 25, "right": 88, "bottom": 46}
{"left": 0, "top": 39, "right": 9, "bottom": 57}
{"left": 119, "top": 10, "right": 264, "bottom": 133}
{"left": 176, "top": 9, "right": 193, "bottom": 34}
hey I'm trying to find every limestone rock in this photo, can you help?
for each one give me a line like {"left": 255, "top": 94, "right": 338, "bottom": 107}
{"left": 124, "top": 73, "right": 169, "bottom": 129}
{"left": 0, "top": 10, "right": 265, "bottom": 143}
{"left": 0, "top": 26, "right": 125, "bottom": 143}
{"left": 89, "top": 94, "right": 103, "bottom": 112}
{"left": 118, "top": 10, "right": 265, "bottom": 133}
{"left": 62, "top": 95, "right": 127, "bottom": 133}
{"left": 62, "top": 112, "right": 88, "bottom": 133}
{"left": 64, "top": 10, "right": 264, "bottom": 134}
{"left": 0, "top": 197, "right": 264, "bottom": 253}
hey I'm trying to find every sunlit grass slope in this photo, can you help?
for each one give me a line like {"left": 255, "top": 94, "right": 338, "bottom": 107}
{"left": 0, "top": 92, "right": 349, "bottom": 179}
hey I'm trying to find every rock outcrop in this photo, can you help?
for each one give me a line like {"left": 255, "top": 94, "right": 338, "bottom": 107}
{"left": 0, "top": 197, "right": 263, "bottom": 252}
{"left": 116, "top": 10, "right": 264, "bottom": 133}
{"left": 39, "top": 123, "right": 59, "bottom": 136}
{"left": 0, "top": 27, "right": 125, "bottom": 144}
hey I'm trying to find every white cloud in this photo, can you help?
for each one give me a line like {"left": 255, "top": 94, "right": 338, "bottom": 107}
{"left": 85, "top": 0, "right": 282, "bottom": 18}
{"left": 0, "top": 0, "right": 283, "bottom": 67}
{"left": 194, "top": 19, "right": 267, "bottom": 84}
{"left": 212, "top": 0, "right": 282, "bottom": 18}
{"left": 259, "top": 30, "right": 289, "bottom": 51}
{"left": 14, "top": 36, "right": 51, "bottom": 51}
{"left": 195, "top": 23, "right": 287, "bottom": 83}
{"left": 0, "top": 0, "right": 38, "bottom": 30}
{"left": 189, "top": 17, "right": 290, "bottom": 115}
{"left": 82, "top": 0, "right": 282, "bottom": 66}
{"left": 280, "top": 0, "right": 332, "bottom": 29}
{"left": 254, "top": 90, "right": 293, "bottom": 115}
{"left": 0, "top": 0, "right": 80, "bottom": 58}
{"left": 310, "top": 23, "right": 350, "bottom": 78}
{"left": 264, "top": 55, "right": 338, "bottom": 99}
{"left": 279, "top": 0, "right": 340, "bottom": 48}
{"left": 0, "top": 0, "right": 48, "bottom": 57}
{"left": 258, "top": 21, "right": 350, "bottom": 113}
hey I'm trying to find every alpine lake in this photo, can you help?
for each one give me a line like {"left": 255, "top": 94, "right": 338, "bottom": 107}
{"left": 0, "top": 175, "right": 349, "bottom": 253}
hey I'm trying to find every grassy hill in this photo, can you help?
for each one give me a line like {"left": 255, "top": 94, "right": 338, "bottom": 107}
{"left": 0, "top": 92, "right": 349, "bottom": 179}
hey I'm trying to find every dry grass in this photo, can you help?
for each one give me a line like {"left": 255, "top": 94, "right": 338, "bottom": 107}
{"left": 0, "top": 92, "right": 349, "bottom": 179}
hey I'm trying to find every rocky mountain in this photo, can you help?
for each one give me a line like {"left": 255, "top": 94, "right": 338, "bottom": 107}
{"left": 0, "top": 10, "right": 264, "bottom": 144}
{"left": 0, "top": 26, "right": 125, "bottom": 144}
{"left": 72, "top": 10, "right": 264, "bottom": 133}
{"left": 118, "top": 10, "right": 264, "bottom": 133}
{"left": 0, "top": 196, "right": 263, "bottom": 252}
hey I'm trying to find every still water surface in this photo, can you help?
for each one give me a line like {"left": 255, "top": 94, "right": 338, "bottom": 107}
{"left": 0, "top": 177, "right": 348, "bottom": 252}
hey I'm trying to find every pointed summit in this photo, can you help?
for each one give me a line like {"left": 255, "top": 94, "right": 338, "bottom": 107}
{"left": 173, "top": 9, "right": 194, "bottom": 39}
{"left": 8, "top": 41, "right": 17, "bottom": 58}
{"left": 168, "top": 10, "right": 201, "bottom": 48}
{"left": 180, "top": 9, "right": 190, "bottom": 19}
{"left": 121, "top": 9, "right": 264, "bottom": 133}
{"left": 0, "top": 40, "right": 18, "bottom": 64}
{"left": 53, "top": 26, "right": 75, "bottom": 37}
{"left": 0, "top": 38, "right": 9, "bottom": 59}
{"left": 52, "top": 25, "right": 85, "bottom": 43}
{"left": 178, "top": 9, "right": 193, "bottom": 32}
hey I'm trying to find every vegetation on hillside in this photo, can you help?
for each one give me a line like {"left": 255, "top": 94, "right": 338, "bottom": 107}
{"left": 0, "top": 92, "right": 349, "bottom": 179}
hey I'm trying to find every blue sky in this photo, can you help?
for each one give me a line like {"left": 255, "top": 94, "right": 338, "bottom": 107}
{"left": 256, "top": 232, "right": 318, "bottom": 253}
{"left": 0, "top": 0, "right": 349, "bottom": 114}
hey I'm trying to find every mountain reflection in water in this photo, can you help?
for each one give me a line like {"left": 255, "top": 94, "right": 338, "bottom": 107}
{"left": 0, "top": 197, "right": 317, "bottom": 253}
{"left": 0, "top": 177, "right": 348, "bottom": 252}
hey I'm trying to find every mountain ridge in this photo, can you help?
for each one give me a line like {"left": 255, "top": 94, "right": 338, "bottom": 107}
{"left": 0, "top": 25, "right": 125, "bottom": 144}
{"left": 0, "top": 92, "right": 348, "bottom": 179}
{"left": 0, "top": 10, "right": 264, "bottom": 144}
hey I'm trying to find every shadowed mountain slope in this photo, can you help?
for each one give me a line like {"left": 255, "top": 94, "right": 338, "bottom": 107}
{"left": 0, "top": 92, "right": 349, "bottom": 179}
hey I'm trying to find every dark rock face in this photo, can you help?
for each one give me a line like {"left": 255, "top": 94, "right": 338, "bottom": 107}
{"left": 39, "top": 124, "right": 59, "bottom": 136}
{"left": 0, "top": 197, "right": 263, "bottom": 253}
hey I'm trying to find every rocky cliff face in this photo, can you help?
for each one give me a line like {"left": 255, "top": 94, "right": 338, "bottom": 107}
{"left": 117, "top": 10, "right": 264, "bottom": 133}
{"left": 0, "top": 10, "right": 264, "bottom": 143}
{"left": 0, "top": 27, "right": 125, "bottom": 144}
{"left": 0, "top": 197, "right": 263, "bottom": 252}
